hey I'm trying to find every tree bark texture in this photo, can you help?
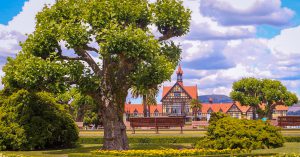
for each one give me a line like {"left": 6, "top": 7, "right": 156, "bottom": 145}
{"left": 101, "top": 102, "right": 129, "bottom": 150}
{"left": 143, "top": 96, "right": 147, "bottom": 117}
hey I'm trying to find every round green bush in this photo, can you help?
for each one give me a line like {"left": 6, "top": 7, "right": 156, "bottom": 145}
{"left": 0, "top": 90, "right": 79, "bottom": 150}
{"left": 195, "top": 112, "right": 284, "bottom": 150}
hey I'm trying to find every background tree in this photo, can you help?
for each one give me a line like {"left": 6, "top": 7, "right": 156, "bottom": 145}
{"left": 230, "top": 78, "right": 262, "bottom": 120}
{"left": 131, "top": 87, "right": 159, "bottom": 117}
{"left": 3, "top": 0, "right": 191, "bottom": 150}
{"left": 231, "top": 78, "right": 298, "bottom": 120}
{"left": 190, "top": 99, "right": 202, "bottom": 121}
{"left": 57, "top": 88, "right": 98, "bottom": 122}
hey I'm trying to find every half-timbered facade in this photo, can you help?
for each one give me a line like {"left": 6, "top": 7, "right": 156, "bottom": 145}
{"left": 161, "top": 65, "right": 198, "bottom": 120}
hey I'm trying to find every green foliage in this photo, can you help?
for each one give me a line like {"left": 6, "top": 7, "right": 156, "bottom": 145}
{"left": 2, "top": 53, "right": 69, "bottom": 93}
{"left": 285, "top": 136, "right": 300, "bottom": 142}
{"left": 195, "top": 113, "right": 285, "bottom": 150}
{"left": 5, "top": 0, "right": 191, "bottom": 149}
{"left": 154, "top": 0, "right": 191, "bottom": 38}
{"left": 57, "top": 88, "right": 98, "bottom": 122}
{"left": 79, "top": 136, "right": 204, "bottom": 144}
{"left": 0, "top": 90, "right": 79, "bottom": 150}
{"left": 83, "top": 111, "right": 100, "bottom": 127}
{"left": 17, "top": 0, "right": 191, "bottom": 93}
{"left": 230, "top": 78, "right": 298, "bottom": 119}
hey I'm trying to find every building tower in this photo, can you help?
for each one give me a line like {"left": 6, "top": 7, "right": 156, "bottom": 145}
{"left": 177, "top": 64, "right": 183, "bottom": 84}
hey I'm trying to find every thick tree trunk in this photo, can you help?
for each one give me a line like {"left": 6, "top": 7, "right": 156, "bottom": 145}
{"left": 143, "top": 96, "right": 147, "bottom": 117}
{"left": 252, "top": 106, "right": 257, "bottom": 120}
{"left": 101, "top": 105, "right": 129, "bottom": 150}
{"left": 148, "top": 104, "right": 150, "bottom": 117}
{"left": 266, "top": 104, "right": 275, "bottom": 120}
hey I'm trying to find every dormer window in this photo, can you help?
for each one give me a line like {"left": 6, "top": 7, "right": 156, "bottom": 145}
{"left": 133, "top": 109, "right": 138, "bottom": 117}
{"left": 154, "top": 109, "right": 159, "bottom": 117}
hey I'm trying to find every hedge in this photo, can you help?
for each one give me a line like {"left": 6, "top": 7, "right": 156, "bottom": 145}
{"left": 79, "top": 136, "right": 300, "bottom": 144}
{"left": 285, "top": 136, "right": 300, "bottom": 142}
{"left": 79, "top": 136, "right": 204, "bottom": 144}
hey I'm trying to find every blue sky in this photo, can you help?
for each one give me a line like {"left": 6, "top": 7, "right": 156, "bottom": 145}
{"left": 0, "top": 0, "right": 300, "bottom": 103}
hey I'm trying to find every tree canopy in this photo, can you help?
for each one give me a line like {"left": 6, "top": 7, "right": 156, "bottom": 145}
{"left": 2, "top": 0, "right": 191, "bottom": 150}
{"left": 230, "top": 78, "right": 298, "bottom": 119}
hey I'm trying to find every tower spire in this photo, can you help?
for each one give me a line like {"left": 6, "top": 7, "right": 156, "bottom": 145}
{"left": 176, "top": 64, "right": 183, "bottom": 84}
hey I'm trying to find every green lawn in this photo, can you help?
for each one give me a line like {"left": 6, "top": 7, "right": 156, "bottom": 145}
{"left": 1, "top": 129, "right": 300, "bottom": 157}
{"left": 79, "top": 130, "right": 207, "bottom": 137}
{"left": 79, "top": 129, "right": 300, "bottom": 137}
{"left": 2, "top": 143, "right": 300, "bottom": 157}
{"left": 252, "top": 143, "right": 300, "bottom": 154}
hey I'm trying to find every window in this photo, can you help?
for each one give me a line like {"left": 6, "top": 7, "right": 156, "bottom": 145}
{"left": 154, "top": 110, "right": 159, "bottom": 117}
{"left": 133, "top": 109, "right": 138, "bottom": 117}
{"left": 174, "top": 92, "right": 181, "bottom": 97}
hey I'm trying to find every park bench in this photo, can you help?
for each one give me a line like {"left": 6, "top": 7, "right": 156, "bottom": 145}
{"left": 129, "top": 117, "right": 185, "bottom": 134}
{"left": 192, "top": 120, "right": 208, "bottom": 128}
{"left": 278, "top": 116, "right": 300, "bottom": 128}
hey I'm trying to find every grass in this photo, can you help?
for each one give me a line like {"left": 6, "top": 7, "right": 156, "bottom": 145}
{"left": 79, "top": 129, "right": 300, "bottom": 137}
{"left": 79, "top": 130, "right": 207, "bottom": 137}
{"left": 1, "top": 129, "right": 300, "bottom": 157}
{"left": 252, "top": 143, "right": 300, "bottom": 154}
{"left": 2, "top": 143, "right": 300, "bottom": 157}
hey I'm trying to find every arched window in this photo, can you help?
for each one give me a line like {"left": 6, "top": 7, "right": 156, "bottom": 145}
{"left": 154, "top": 109, "right": 159, "bottom": 117}
{"left": 133, "top": 109, "right": 138, "bottom": 117}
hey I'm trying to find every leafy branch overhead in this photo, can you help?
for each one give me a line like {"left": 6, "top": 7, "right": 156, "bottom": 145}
{"left": 13, "top": 0, "right": 191, "bottom": 96}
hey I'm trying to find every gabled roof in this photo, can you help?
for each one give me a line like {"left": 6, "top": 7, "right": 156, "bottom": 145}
{"left": 162, "top": 82, "right": 198, "bottom": 100}
{"left": 201, "top": 103, "right": 232, "bottom": 114}
{"left": 275, "top": 105, "right": 289, "bottom": 111}
{"left": 125, "top": 104, "right": 162, "bottom": 114}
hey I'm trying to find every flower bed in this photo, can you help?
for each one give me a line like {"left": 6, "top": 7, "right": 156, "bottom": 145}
{"left": 91, "top": 148, "right": 245, "bottom": 157}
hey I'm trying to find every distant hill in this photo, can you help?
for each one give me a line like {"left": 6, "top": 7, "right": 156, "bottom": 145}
{"left": 199, "top": 95, "right": 233, "bottom": 103}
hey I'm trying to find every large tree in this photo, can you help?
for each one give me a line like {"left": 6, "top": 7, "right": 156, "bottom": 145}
{"left": 230, "top": 78, "right": 298, "bottom": 120}
{"left": 4, "top": 0, "right": 191, "bottom": 150}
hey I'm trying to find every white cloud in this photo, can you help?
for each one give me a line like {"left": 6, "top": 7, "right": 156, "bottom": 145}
{"left": 200, "top": 0, "right": 294, "bottom": 26}
{"left": 0, "top": 25, "right": 26, "bottom": 57}
{"left": 268, "top": 25, "right": 300, "bottom": 58}
{"left": 182, "top": 0, "right": 256, "bottom": 40}
{"left": 7, "top": 0, "right": 55, "bottom": 34}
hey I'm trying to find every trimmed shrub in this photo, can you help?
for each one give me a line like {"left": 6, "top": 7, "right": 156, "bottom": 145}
{"left": 195, "top": 112, "right": 285, "bottom": 150}
{"left": 285, "top": 136, "right": 300, "bottom": 142}
{"left": 0, "top": 90, "right": 79, "bottom": 150}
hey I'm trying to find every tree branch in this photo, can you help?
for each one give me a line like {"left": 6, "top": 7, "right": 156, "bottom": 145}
{"left": 158, "top": 30, "right": 174, "bottom": 41}
{"left": 60, "top": 55, "right": 84, "bottom": 61}
{"left": 74, "top": 47, "right": 102, "bottom": 76}
{"left": 84, "top": 45, "right": 99, "bottom": 53}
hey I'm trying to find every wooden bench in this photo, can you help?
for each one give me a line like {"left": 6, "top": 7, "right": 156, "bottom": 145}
{"left": 129, "top": 117, "right": 185, "bottom": 134}
{"left": 278, "top": 116, "right": 300, "bottom": 128}
{"left": 192, "top": 121, "right": 208, "bottom": 128}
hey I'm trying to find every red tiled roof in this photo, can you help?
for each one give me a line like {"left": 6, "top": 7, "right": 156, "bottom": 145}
{"left": 162, "top": 84, "right": 198, "bottom": 99}
{"left": 275, "top": 105, "right": 289, "bottom": 111}
{"left": 201, "top": 103, "right": 232, "bottom": 113}
{"left": 235, "top": 102, "right": 251, "bottom": 113}
{"left": 125, "top": 104, "right": 162, "bottom": 114}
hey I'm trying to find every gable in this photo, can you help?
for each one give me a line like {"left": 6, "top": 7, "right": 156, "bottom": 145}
{"left": 227, "top": 104, "right": 242, "bottom": 113}
{"left": 161, "top": 83, "right": 192, "bottom": 100}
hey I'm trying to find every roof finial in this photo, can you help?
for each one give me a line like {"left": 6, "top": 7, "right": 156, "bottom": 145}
{"left": 176, "top": 64, "right": 183, "bottom": 75}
